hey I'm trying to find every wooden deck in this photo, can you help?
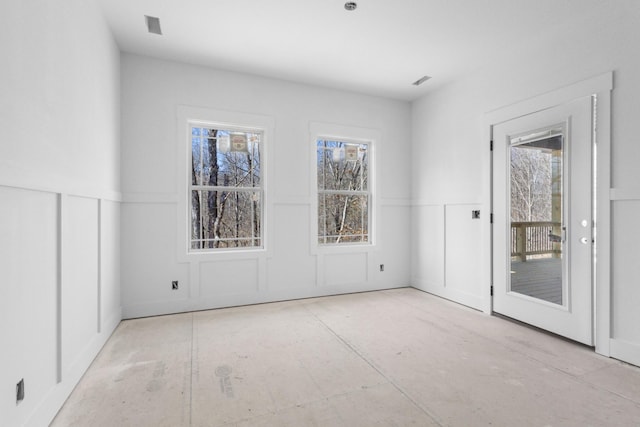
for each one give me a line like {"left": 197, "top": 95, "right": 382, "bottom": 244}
{"left": 510, "top": 257, "right": 562, "bottom": 305}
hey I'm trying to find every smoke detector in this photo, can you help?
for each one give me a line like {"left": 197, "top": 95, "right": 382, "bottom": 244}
{"left": 344, "top": 2, "right": 357, "bottom": 11}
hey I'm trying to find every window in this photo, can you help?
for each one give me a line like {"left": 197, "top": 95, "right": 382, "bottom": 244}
{"left": 317, "top": 138, "right": 370, "bottom": 244}
{"left": 190, "top": 124, "right": 262, "bottom": 251}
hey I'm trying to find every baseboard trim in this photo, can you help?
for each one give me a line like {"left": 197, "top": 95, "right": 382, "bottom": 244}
{"left": 122, "top": 284, "right": 409, "bottom": 319}
{"left": 610, "top": 338, "right": 640, "bottom": 368}
{"left": 411, "top": 278, "right": 485, "bottom": 312}
{"left": 25, "top": 309, "right": 122, "bottom": 427}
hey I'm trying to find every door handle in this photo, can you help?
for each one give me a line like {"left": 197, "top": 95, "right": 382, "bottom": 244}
{"left": 580, "top": 237, "right": 590, "bottom": 244}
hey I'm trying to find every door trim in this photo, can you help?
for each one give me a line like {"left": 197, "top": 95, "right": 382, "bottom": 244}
{"left": 483, "top": 72, "right": 612, "bottom": 356}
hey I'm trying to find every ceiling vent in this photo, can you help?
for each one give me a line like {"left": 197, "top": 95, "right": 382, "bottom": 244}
{"left": 412, "top": 75, "right": 432, "bottom": 86}
{"left": 145, "top": 15, "right": 162, "bottom": 35}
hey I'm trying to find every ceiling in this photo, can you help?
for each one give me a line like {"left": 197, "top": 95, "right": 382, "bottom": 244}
{"left": 96, "top": 0, "right": 610, "bottom": 101}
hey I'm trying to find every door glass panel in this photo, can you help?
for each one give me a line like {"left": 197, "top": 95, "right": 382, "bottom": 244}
{"left": 509, "top": 128, "right": 564, "bottom": 305}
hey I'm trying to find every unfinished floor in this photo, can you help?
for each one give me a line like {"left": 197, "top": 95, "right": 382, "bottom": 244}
{"left": 52, "top": 288, "right": 640, "bottom": 426}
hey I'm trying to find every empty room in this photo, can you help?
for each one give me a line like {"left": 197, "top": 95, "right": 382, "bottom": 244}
{"left": 2, "top": 0, "right": 640, "bottom": 425}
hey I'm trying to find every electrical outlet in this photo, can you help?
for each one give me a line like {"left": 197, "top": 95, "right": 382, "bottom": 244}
{"left": 16, "top": 379, "right": 24, "bottom": 404}
{"left": 472, "top": 210, "right": 481, "bottom": 219}
{"left": 171, "top": 280, "right": 179, "bottom": 290}
{"left": 379, "top": 264, "right": 384, "bottom": 272}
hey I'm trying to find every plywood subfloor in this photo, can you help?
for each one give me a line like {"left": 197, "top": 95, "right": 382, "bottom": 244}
{"left": 52, "top": 288, "right": 640, "bottom": 426}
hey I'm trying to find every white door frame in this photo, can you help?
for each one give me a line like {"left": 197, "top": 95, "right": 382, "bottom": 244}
{"left": 482, "top": 72, "right": 612, "bottom": 356}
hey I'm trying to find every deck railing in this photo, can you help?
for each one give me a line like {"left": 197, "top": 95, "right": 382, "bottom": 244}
{"left": 511, "top": 221, "right": 561, "bottom": 261}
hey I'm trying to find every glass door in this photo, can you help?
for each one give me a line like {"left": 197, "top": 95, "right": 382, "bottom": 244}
{"left": 492, "top": 96, "right": 594, "bottom": 346}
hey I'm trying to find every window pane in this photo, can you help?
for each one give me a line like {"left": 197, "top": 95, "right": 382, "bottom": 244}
{"left": 191, "top": 190, "right": 261, "bottom": 249}
{"left": 318, "top": 193, "right": 368, "bottom": 244}
{"left": 316, "top": 140, "right": 368, "bottom": 192}
{"left": 510, "top": 135, "right": 563, "bottom": 305}
{"left": 191, "top": 190, "right": 203, "bottom": 248}
{"left": 193, "top": 128, "right": 261, "bottom": 189}
{"left": 192, "top": 136, "right": 202, "bottom": 185}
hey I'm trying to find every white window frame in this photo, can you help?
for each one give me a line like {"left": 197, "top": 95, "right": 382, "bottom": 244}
{"left": 310, "top": 122, "right": 378, "bottom": 253}
{"left": 177, "top": 106, "right": 273, "bottom": 261}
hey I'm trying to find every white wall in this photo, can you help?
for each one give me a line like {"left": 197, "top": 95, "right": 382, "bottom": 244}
{"left": 411, "top": 2, "right": 640, "bottom": 366}
{"left": 0, "top": 1, "right": 121, "bottom": 426}
{"left": 120, "top": 54, "right": 412, "bottom": 318}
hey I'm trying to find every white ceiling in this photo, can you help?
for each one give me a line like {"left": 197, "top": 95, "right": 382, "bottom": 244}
{"left": 96, "top": 0, "right": 611, "bottom": 101}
